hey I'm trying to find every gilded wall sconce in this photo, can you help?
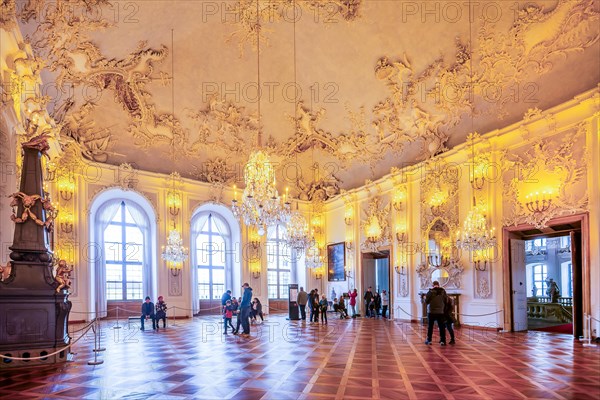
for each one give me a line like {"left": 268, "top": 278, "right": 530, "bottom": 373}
{"left": 392, "top": 188, "right": 406, "bottom": 211}
{"left": 58, "top": 177, "right": 74, "bottom": 201}
{"left": 60, "top": 212, "right": 74, "bottom": 234}
{"left": 394, "top": 265, "right": 407, "bottom": 276}
{"left": 167, "top": 191, "right": 181, "bottom": 216}
{"left": 314, "top": 267, "right": 324, "bottom": 280}
{"left": 344, "top": 206, "right": 353, "bottom": 225}
{"left": 250, "top": 260, "right": 261, "bottom": 279}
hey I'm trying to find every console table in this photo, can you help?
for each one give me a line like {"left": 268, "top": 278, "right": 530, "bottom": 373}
{"left": 419, "top": 292, "right": 461, "bottom": 327}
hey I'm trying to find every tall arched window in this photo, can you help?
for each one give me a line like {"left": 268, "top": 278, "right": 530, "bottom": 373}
{"left": 104, "top": 201, "right": 144, "bottom": 300}
{"left": 267, "top": 225, "right": 292, "bottom": 299}
{"left": 89, "top": 189, "right": 157, "bottom": 318}
{"left": 190, "top": 204, "right": 241, "bottom": 315}
{"left": 195, "top": 214, "right": 228, "bottom": 300}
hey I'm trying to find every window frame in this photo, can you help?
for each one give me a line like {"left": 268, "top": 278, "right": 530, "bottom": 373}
{"left": 195, "top": 214, "right": 228, "bottom": 301}
{"left": 267, "top": 224, "right": 292, "bottom": 300}
{"left": 105, "top": 201, "right": 144, "bottom": 301}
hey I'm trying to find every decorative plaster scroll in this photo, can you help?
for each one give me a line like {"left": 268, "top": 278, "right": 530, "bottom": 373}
{"left": 420, "top": 158, "right": 459, "bottom": 241}
{"left": 169, "top": 272, "right": 182, "bottom": 297}
{"left": 296, "top": 162, "right": 342, "bottom": 201}
{"left": 502, "top": 123, "right": 588, "bottom": 229}
{"left": 190, "top": 158, "right": 236, "bottom": 184}
{"left": 0, "top": 0, "right": 16, "bottom": 30}
{"left": 398, "top": 274, "right": 408, "bottom": 298}
{"left": 360, "top": 196, "right": 391, "bottom": 252}
{"left": 227, "top": 0, "right": 361, "bottom": 55}
{"left": 186, "top": 94, "right": 258, "bottom": 158}
{"left": 416, "top": 258, "right": 464, "bottom": 290}
{"left": 476, "top": 276, "right": 492, "bottom": 299}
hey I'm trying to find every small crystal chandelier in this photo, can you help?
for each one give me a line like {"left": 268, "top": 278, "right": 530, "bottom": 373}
{"left": 161, "top": 230, "right": 189, "bottom": 275}
{"left": 305, "top": 242, "right": 322, "bottom": 269}
{"left": 285, "top": 206, "right": 311, "bottom": 251}
{"left": 232, "top": 151, "right": 291, "bottom": 235}
{"left": 456, "top": 203, "right": 496, "bottom": 251}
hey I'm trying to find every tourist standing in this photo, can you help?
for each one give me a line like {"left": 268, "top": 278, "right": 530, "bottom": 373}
{"left": 381, "top": 290, "right": 389, "bottom": 318}
{"left": 240, "top": 283, "right": 253, "bottom": 336}
{"left": 349, "top": 288, "right": 358, "bottom": 317}
{"left": 364, "top": 287, "right": 373, "bottom": 317}
{"left": 319, "top": 295, "right": 328, "bottom": 324}
{"left": 425, "top": 281, "right": 447, "bottom": 345}
{"left": 444, "top": 295, "right": 456, "bottom": 345}
{"left": 297, "top": 287, "right": 308, "bottom": 321}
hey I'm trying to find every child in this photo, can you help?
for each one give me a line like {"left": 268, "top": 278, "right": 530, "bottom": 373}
{"left": 319, "top": 295, "right": 328, "bottom": 324}
{"left": 251, "top": 298, "right": 264, "bottom": 323}
{"left": 223, "top": 300, "right": 235, "bottom": 335}
{"left": 155, "top": 295, "right": 167, "bottom": 329}
{"left": 369, "top": 297, "right": 376, "bottom": 318}
{"left": 233, "top": 297, "right": 242, "bottom": 334}
{"left": 444, "top": 296, "right": 456, "bottom": 345}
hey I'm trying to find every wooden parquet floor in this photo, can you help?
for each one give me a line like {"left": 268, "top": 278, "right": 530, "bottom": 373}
{"left": 0, "top": 315, "right": 599, "bottom": 399}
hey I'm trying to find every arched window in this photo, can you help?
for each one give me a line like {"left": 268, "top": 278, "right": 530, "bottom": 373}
{"left": 104, "top": 201, "right": 144, "bottom": 300}
{"left": 195, "top": 214, "right": 228, "bottom": 300}
{"left": 89, "top": 189, "right": 157, "bottom": 318}
{"left": 267, "top": 225, "right": 293, "bottom": 299}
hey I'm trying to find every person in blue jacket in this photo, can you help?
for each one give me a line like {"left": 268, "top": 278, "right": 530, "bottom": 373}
{"left": 240, "top": 283, "right": 253, "bottom": 336}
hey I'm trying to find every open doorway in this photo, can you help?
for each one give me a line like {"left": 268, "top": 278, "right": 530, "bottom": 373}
{"left": 361, "top": 251, "right": 391, "bottom": 318}
{"left": 507, "top": 219, "right": 584, "bottom": 338}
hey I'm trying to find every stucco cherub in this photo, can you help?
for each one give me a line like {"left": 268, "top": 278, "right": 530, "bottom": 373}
{"left": 55, "top": 260, "right": 73, "bottom": 293}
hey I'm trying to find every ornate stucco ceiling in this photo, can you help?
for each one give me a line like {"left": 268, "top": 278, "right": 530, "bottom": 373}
{"left": 14, "top": 0, "right": 600, "bottom": 199}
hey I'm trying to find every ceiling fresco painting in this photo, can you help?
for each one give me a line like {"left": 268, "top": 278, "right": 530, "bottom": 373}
{"left": 6, "top": 0, "right": 599, "bottom": 196}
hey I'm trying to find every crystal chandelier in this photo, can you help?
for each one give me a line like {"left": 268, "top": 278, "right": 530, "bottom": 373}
{"left": 305, "top": 242, "right": 322, "bottom": 269}
{"left": 232, "top": 151, "right": 291, "bottom": 236}
{"left": 456, "top": 204, "right": 496, "bottom": 251}
{"left": 161, "top": 230, "right": 189, "bottom": 272}
{"left": 285, "top": 208, "right": 311, "bottom": 251}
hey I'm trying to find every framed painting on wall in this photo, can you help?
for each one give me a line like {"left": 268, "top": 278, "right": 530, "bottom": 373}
{"left": 327, "top": 242, "right": 346, "bottom": 281}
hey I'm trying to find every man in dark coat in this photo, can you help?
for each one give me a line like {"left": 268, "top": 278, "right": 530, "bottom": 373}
{"left": 425, "top": 281, "right": 447, "bottom": 345}
{"left": 364, "top": 287, "right": 373, "bottom": 317}
{"left": 140, "top": 296, "right": 156, "bottom": 331}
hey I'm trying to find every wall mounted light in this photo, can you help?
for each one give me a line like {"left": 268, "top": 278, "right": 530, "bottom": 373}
{"left": 395, "top": 223, "right": 407, "bottom": 244}
{"left": 314, "top": 267, "right": 324, "bottom": 280}
{"left": 250, "top": 260, "right": 261, "bottom": 279}
{"left": 60, "top": 211, "right": 74, "bottom": 234}
{"left": 167, "top": 261, "right": 182, "bottom": 277}
{"left": 392, "top": 187, "right": 406, "bottom": 211}
{"left": 344, "top": 206, "right": 353, "bottom": 225}
{"left": 167, "top": 191, "right": 182, "bottom": 216}
{"left": 58, "top": 177, "right": 74, "bottom": 201}
{"left": 524, "top": 190, "right": 553, "bottom": 214}
{"left": 428, "top": 190, "right": 447, "bottom": 217}
{"left": 394, "top": 265, "right": 407, "bottom": 276}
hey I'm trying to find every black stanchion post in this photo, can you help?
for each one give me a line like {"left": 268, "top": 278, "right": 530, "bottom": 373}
{"left": 88, "top": 319, "right": 104, "bottom": 365}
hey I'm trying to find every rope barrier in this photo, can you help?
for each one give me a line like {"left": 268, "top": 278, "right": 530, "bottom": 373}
{"left": 1, "top": 320, "right": 95, "bottom": 361}
{"left": 589, "top": 315, "right": 600, "bottom": 324}
{"left": 459, "top": 310, "right": 503, "bottom": 317}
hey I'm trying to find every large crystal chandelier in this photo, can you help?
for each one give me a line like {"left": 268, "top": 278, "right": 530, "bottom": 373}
{"left": 456, "top": 204, "right": 496, "bottom": 251}
{"left": 232, "top": 151, "right": 291, "bottom": 236}
{"left": 285, "top": 208, "right": 311, "bottom": 251}
{"left": 161, "top": 230, "right": 189, "bottom": 268}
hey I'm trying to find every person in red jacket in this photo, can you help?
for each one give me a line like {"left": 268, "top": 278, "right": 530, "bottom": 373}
{"left": 348, "top": 288, "right": 358, "bottom": 318}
